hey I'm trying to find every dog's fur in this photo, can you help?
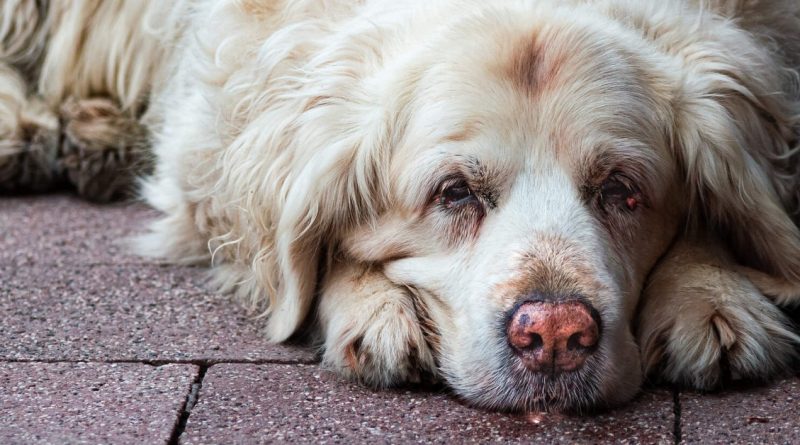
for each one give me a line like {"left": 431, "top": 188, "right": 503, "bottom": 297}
{"left": 3, "top": 0, "right": 800, "bottom": 412}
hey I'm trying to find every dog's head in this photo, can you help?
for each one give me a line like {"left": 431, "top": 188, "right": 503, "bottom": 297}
{"left": 252, "top": 2, "right": 800, "bottom": 411}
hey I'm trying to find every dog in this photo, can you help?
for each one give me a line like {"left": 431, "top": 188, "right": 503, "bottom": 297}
{"left": 2, "top": 0, "right": 799, "bottom": 413}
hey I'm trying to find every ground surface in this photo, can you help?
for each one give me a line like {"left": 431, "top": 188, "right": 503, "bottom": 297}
{"left": 1, "top": 194, "right": 798, "bottom": 444}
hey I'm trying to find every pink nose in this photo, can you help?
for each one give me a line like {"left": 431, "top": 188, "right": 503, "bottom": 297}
{"left": 506, "top": 300, "right": 600, "bottom": 373}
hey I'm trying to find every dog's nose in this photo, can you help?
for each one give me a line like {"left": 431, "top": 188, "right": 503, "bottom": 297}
{"left": 506, "top": 300, "right": 600, "bottom": 373}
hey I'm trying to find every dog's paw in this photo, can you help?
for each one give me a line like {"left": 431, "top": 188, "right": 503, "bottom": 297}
{"left": 638, "top": 263, "right": 799, "bottom": 390}
{"left": 319, "top": 265, "right": 437, "bottom": 388}
{"left": 59, "top": 97, "right": 150, "bottom": 202}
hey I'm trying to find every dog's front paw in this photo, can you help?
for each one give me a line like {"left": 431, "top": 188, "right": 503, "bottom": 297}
{"left": 639, "top": 262, "right": 799, "bottom": 390}
{"left": 319, "top": 265, "right": 437, "bottom": 388}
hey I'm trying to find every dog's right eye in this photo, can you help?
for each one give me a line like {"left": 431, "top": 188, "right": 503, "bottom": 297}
{"left": 599, "top": 173, "right": 642, "bottom": 213}
{"left": 439, "top": 179, "right": 478, "bottom": 209}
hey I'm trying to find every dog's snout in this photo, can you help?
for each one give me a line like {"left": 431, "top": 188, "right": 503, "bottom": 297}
{"left": 506, "top": 300, "right": 600, "bottom": 373}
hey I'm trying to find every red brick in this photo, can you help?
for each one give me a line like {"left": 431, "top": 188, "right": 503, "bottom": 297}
{"left": 0, "top": 362, "right": 196, "bottom": 444}
{"left": 1, "top": 265, "right": 315, "bottom": 363}
{"left": 182, "top": 364, "right": 675, "bottom": 444}
{"left": 681, "top": 378, "right": 800, "bottom": 443}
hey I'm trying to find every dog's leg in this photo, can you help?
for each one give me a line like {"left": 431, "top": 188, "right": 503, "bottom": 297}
{"left": 317, "top": 261, "right": 437, "bottom": 388}
{"left": 637, "top": 235, "right": 799, "bottom": 390}
{"left": 735, "top": 267, "right": 800, "bottom": 307}
{"left": 0, "top": 63, "right": 60, "bottom": 193}
{"left": 58, "top": 97, "right": 151, "bottom": 202}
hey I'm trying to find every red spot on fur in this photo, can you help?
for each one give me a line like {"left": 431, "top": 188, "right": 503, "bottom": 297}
{"left": 626, "top": 196, "right": 638, "bottom": 210}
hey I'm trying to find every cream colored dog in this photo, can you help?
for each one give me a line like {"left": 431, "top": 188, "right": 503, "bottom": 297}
{"left": 2, "top": 0, "right": 799, "bottom": 412}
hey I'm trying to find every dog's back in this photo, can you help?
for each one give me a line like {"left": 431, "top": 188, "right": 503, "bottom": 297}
{"left": 2, "top": 0, "right": 798, "bottom": 205}
{"left": 0, "top": 0, "right": 180, "bottom": 199}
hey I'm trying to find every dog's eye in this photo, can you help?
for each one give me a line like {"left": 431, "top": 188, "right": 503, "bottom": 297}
{"left": 599, "top": 174, "right": 641, "bottom": 212}
{"left": 439, "top": 179, "right": 477, "bottom": 209}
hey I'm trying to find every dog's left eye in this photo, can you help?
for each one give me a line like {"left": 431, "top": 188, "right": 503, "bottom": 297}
{"left": 439, "top": 179, "right": 478, "bottom": 209}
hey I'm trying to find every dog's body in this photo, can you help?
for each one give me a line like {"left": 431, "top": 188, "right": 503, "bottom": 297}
{"left": 3, "top": 0, "right": 800, "bottom": 412}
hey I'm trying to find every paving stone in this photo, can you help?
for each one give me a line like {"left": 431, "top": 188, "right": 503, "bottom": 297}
{"left": 0, "top": 265, "right": 316, "bottom": 363}
{"left": 681, "top": 377, "right": 800, "bottom": 444}
{"left": 0, "top": 194, "right": 157, "bottom": 266}
{"left": 181, "top": 364, "right": 675, "bottom": 444}
{"left": 0, "top": 362, "right": 196, "bottom": 445}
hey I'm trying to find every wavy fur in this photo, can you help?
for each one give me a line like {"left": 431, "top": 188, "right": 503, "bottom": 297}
{"left": 2, "top": 0, "right": 799, "bottom": 411}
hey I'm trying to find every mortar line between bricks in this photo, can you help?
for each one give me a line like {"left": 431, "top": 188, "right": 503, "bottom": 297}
{"left": 0, "top": 358, "right": 320, "bottom": 366}
{"left": 168, "top": 364, "right": 209, "bottom": 445}
{"left": 673, "top": 388, "right": 682, "bottom": 444}
{"left": 2, "top": 261, "right": 203, "bottom": 268}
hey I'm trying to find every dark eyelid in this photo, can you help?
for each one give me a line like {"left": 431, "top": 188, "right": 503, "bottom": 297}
{"left": 606, "top": 171, "right": 634, "bottom": 184}
{"left": 439, "top": 176, "right": 468, "bottom": 192}
{"left": 426, "top": 174, "right": 467, "bottom": 205}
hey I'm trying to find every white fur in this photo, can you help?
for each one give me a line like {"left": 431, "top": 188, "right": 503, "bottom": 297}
{"left": 3, "top": 0, "right": 800, "bottom": 412}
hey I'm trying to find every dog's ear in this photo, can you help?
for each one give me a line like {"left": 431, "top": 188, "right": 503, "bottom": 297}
{"left": 673, "top": 41, "right": 800, "bottom": 289}
{"left": 262, "top": 110, "right": 388, "bottom": 342}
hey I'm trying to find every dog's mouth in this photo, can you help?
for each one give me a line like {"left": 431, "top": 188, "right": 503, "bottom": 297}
{"left": 409, "top": 294, "right": 608, "bottom": 412}
{"left": 499, "top": 351, "right": 604, "bottom": 413}
{"left": 467, "top": 298, "right": 607, "bottom": 412}
{"left": 443, "top": 337, "right": 606, "bottom": 414}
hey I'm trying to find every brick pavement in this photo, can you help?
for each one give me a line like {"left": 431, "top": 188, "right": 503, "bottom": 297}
{"left": 1, "top": 194, "right": 797, "bottom": 444}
